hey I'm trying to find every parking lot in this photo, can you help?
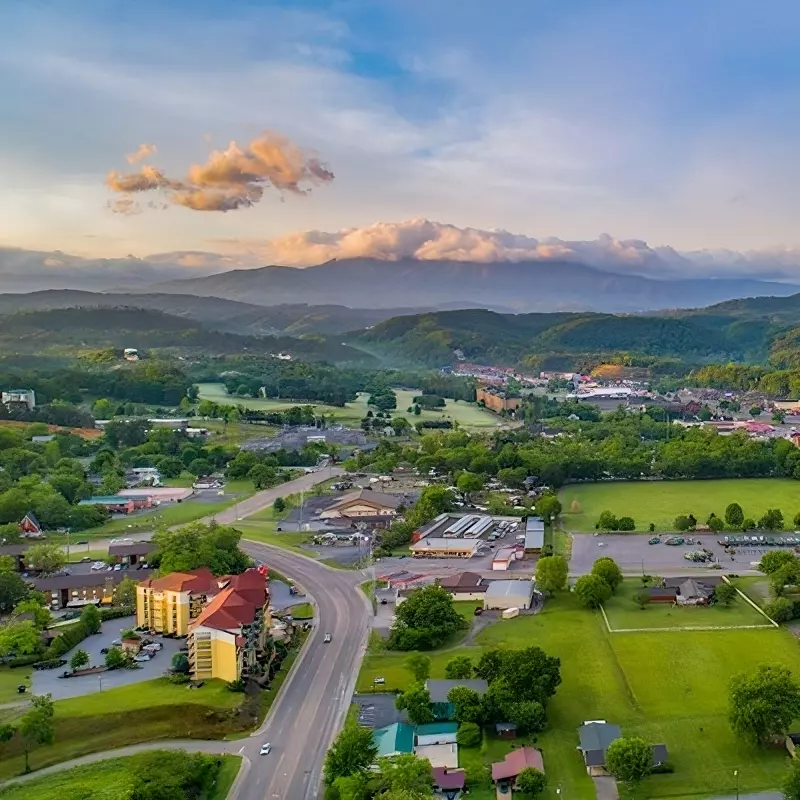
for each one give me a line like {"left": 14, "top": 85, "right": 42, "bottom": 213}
{"left": 32, "top": 615, "right": 184, "bottom": 700}
{"left": 353, "top": 693, "right": 407, "bottom": 728}
{"left": 570, "top": 533, "right": 764, "bottom": 575}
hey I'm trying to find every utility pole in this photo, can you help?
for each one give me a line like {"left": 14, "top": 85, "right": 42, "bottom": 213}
{"left": 734, "top": 769, "right": 739, "bottom": 800}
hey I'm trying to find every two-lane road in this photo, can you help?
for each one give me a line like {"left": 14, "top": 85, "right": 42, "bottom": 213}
{"left": 238, "top": 542, "right": 369, "bottom": 800}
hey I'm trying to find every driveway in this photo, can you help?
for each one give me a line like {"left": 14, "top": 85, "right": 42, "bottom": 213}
{"left": 593, "top": 776, "right": 619, "bottom": 800}
{"left": 32, "top": 616, "right": 183, "bottom": 700}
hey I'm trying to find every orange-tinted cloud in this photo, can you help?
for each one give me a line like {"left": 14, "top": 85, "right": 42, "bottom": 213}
{"left": 106, "top": 131, "right": 334, "bottom": 213}
{"left": 125, "top": 143, "right": 157, "bottom": 164}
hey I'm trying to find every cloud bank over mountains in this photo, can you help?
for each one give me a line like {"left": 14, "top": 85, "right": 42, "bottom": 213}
{"left": 4, "top": 220, "right": 800, "bottom": 291}
{"left": 211, "top": 218, "right": 800, "bottom": 280}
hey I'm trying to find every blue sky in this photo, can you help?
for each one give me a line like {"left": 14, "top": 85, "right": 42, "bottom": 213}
{"left": 2, "top": 0, "right": 800, "bottom": 265}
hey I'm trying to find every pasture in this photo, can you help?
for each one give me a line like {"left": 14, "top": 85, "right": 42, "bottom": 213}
{"left": 559, "top": 478, "right": 800, "bottom": 533}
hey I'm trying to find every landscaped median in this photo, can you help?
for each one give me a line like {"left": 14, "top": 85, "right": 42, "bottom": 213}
{"left": 358, "top": 591, "right": 799, "bottom": 800}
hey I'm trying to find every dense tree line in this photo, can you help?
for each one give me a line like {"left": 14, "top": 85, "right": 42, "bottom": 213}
{"left": 345, "top": 411, "right": 800, "bottom": 489}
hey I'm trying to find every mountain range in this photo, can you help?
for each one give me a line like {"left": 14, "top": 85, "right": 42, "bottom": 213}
{"left": 144, "top": 258, "right": 800, "bottom": 313}
{"left": 4, "top": 245, "right": 800, "bottom": 313}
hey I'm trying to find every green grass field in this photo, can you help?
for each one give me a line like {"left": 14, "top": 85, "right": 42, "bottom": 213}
{"left": 196, "top": 383, "right": 502, "bottom": 430}
{"left": 602, "top": 580, "right": 770, "bottom": 630}
{"left": 0, "top": 678, "right": 247, "bottom": 780}
{"left": 0, "top": 752, "right": 241, "bottom": 800}
{"left": 359, "top": 592, "right": 798, "bottom": 800}
{"left": 0, "top": 668, "right": 31, "bottom": 704}
{"left": 51, "top": 479, "right": 257, "bottom": 541}
{"left": 53, "top": 677, "right": 242, "bottom": 718}
{"left": 559, "top": 478, "right": 800, "bottom": 533}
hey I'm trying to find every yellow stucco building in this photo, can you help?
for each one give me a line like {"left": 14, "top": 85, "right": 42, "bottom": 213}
{"left": 137, "top": 567, "right": 271, "bottom": 682}
{"left": 136, "top": 568, "right": 217, "bottom": 636}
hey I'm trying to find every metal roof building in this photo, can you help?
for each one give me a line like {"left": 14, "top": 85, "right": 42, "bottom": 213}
{"left": 483, "top": 579, "right": 535, "bottom": 610}
{"left": 525, "top": 516, "right": 545, "bottom": 552}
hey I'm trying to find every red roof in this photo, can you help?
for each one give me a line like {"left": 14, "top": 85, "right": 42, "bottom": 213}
{"left": 139, "top": 567, "right": 216, "bottom": 593}
{"left": 491, "top": 747, "right": 544, "bottom": 782}
{"left": 191, "top": 569, "right": 268, "bottom": 634}
{"left": 432, "top": 767, "right": 465, "bottom": 790}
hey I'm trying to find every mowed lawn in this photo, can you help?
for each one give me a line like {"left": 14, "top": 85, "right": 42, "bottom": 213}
{"left": 359, "top": 593, "right": 799, "bottom": 800}
{"left": 197, "top": 383, "right": 502, "bottom": 431}
{"left": 603, "top": 580, "right": 771, "bottom": 630}
{"left": 559, "top": 478, "right": 800, "bottom": 533}
{"left": 0, "top": 752, "right": 241, "bottom": 800}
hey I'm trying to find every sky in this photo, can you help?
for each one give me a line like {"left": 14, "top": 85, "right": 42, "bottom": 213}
{"left": 2, "top": 0, "right": 800, "bottom": 270}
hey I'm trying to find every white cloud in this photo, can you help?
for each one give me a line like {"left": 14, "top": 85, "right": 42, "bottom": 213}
{"left": 206, "top": 218, "right": 800, "bottom": 278}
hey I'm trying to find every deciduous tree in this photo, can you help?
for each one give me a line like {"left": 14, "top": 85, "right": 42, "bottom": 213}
{"left": 535, "top": 555, "right": 568, "bottom": 594}
{"left": 729, "top": 665, "right": 800, "bottom": 745}
{"left": 405, "top": 653, "right": 431, "bottom": 682}
{"left": 395, "top": 683, "right": 434, "bottom": 725}
{"left": 516, "top": 766, "right": 547, "bottom": 798}
{"left": 713, "top": 583, "right": 737, "bottom": 606}
{"left": 69, "top": 648, "right": 89, "bottom": 671}
{"left": 725, "top": 503, "right": 745, "bottom": 529}
{"left": 447, "top": 686, "right": 485, "bottom": 725}
{"left": 604, "top": 737, "right": 653, "bottom": 785}
{"left": 444, "top": 655, "right": 473, "bottom": 679}
{"left": 388, "top": 585, "right": 466, "bottom": 651}
{"left": 25, "top": 543, "right": 65, "bottom": 574}
{"left": 591, "top": 557, "right": 623, "bottom": 592}
{"left": 573, "top": 574, "right": 612, "bottom": 609}
{"left": 324, "top": 714, "right": 379, "bottom": 785}
{"left": 19, "top": 694, "right": 55, "bottom": 773}
{"left": 80, "top": 603, "right": 101, "bottom": 635}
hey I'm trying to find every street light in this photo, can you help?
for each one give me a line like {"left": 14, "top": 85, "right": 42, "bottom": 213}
{"left": 734, "top": 768, "right": 739, "bottom": 800}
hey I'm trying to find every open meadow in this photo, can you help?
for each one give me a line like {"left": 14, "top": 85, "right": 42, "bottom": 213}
{"left": 359, "top": 592, "right": 799, "bottom": 800}
{"left": 196, "top": 383, "right": 502, "bottom": 430}
{"left": 559, "top": 478, "right": 800, "bottom": 533}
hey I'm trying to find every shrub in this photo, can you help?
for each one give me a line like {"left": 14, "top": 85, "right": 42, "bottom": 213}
{"left": 99, "top": 606, "right": 134, "bottom": 621}
{"left": 456, "top": 722, "right": 482, "bottom": 748}
{"left": 617, "top": 516, "right": 635, "bottom": 531}
{"left": 765, "top": 597, "right": 796, "bottom": 624}
{"left": 46, "top": 622, "right": 90, "bottom": 658}
{"left": 169, "top": 672, "right": 191, "bottom": 684}
{"left": 227, "top": 678, "right": 246, "bottom": 692}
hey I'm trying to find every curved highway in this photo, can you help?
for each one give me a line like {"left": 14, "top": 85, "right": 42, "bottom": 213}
{"left": 238, "top": 541, "right": 370, "bottom": 800}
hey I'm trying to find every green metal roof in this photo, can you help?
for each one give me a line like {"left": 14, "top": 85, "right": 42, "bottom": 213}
{"left": 78, "top": 496, "right": 131, "bottom": 504}
{"left": 373, "top": 723, "right": 415, "bottom": 757}
{"left": 415, "top": 722, "right": 458, "bottom": 736}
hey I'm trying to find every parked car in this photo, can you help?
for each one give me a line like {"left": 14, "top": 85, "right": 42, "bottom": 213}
{"left": 111, "top": 638, "right": 122, "bottom": 646}
{"left": 80, "top": 557, "right": 92, "bottom": 563}
{"left": 373, "top": 677, "right": 385, "bottom": 685}
{"left": 113, "top": 564, "right": 122, "bottom": 571}
{"left": 473, "top": 607, "right": 483, "bottom": 616}
{"left": 133, "top": 653, "right": 151, "bottom": 662}
{"left": 100, "top": 647, "right": 109, "bottom": 654}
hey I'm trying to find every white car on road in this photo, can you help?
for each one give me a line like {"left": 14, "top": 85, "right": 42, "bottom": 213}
{"left": 260, "top": 742, "right": 272, "bottom": 755}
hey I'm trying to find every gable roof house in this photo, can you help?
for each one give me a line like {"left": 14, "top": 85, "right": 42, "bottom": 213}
{"left": 426, "top": 679, "right": 488, "bottom": 720}
{"left": 373, "top": 722, "right": 415, "bottom": 758}
{"left": 676, "top": 578, "right": 712, "bottom": 605}
{"left": 318, "top": 488, "right": 403, "bottom": 526}
{"left": 19, "top": 511, "right": 43, "bottom": 537}
{"left": 578, "top": 721, "right": 668, "bottom": 775}
{"left": 491, "top": 746, "right": 544, "bottom": 786}
{"left": 438, "top": 571, "right": 488, "bottom": 600}
{"left": 432, "top": 766, "right": 466, "bottom": 799}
